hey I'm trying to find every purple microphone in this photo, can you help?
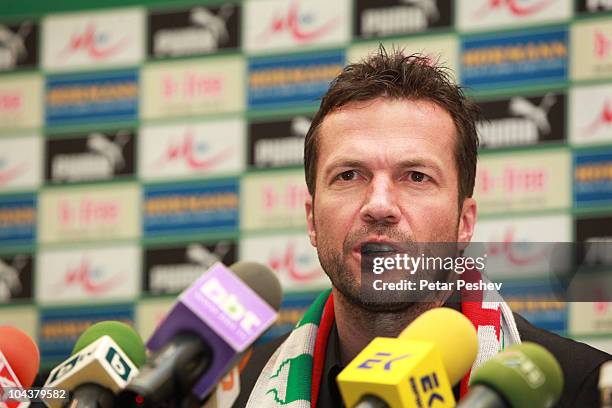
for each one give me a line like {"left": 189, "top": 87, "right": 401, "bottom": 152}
{"left": 117, "top": 261, "right": 282, "bottom": 407}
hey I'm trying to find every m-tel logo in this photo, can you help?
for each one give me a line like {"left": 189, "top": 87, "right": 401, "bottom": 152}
{"left": 43, "top": 10, "right": 143, "bottom": 70}
{"left": 54, "top": 258, "right": 124, "bottom": 295}
{"left": 0, "top": 136, "right": 40, "bottom": 190}
{"left": 486, "top": 230, "right": 549, "bottom": 266}
{"left": 200, "top": 278, "right": 262, "bottom": 333}
{"left": 152, "top": 128, "right": 234, "bottom": 170}
{"left": 256, "top": 0, "right": 339, "bottom": 44}
{"left": 473, "top": 0, "right": 555, "bottom": 18}
{"left": 246, "top": 0, "right": 349, "bottom": 52}
{"left": 0, "top": 157, "right": 28, "bottom": 187}
{"left": 58, "top": 23, "right": 128, "bottom": 60}
{"left": 584, "top": 100, "right": 612, "bottom": 136}
{"left": 459, "top": 0, "right": 570, "bottom": 31}
{"left": 269, "top": 242, "right": 321, "bottom": 282}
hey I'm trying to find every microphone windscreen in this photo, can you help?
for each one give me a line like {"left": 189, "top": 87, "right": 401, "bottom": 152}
{"left": 229, "top": 261, "right": 283, "bottom": 311}
{"left": 399, "top": 307, "right": 478, "bottom": 385}
{"left": 470, "top": 342, "right": 563, "bottom": 408}
{"left": 0, "top": 326, "right": 40, "bottom": 387}
{"left": 71, "top": 321, "right": 146, "bottom": 367}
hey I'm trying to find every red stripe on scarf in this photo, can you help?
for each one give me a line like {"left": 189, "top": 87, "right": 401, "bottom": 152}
{"left": 460, "top": 269, "right": 501, "bottom": 397}
{"left": 311, "top": 293, "right": 335, "bottom": 408}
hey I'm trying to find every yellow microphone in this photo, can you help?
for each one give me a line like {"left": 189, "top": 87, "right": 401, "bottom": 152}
{"left": 336, "top": 307, "right": 478, "bottom": 408}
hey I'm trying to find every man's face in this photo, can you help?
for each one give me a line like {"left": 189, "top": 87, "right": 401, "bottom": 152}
{"left": 305, "top": 98, "right": 477, "bottom": 311}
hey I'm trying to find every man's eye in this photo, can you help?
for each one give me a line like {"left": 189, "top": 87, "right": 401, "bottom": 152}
{"left": 409, "top": 171, "right": 428, "bottom": 183}
{"left": 338, "top": 170, "right": 358, "bottom": 181}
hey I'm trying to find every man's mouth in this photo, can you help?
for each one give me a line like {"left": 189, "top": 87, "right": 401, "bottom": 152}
{"left": 360, "top": 242, "right": 398, "bottom": 255}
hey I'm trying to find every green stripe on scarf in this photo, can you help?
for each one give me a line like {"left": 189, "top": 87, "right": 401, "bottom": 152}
{"left": 296, "top": 289, "right": 331, "bottom": 328}
{"left": 266, "top": 354, "right": 313, "bottom": 404}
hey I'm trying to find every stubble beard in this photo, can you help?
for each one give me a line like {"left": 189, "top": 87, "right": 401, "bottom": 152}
{"left": 315, "top": 222, "right": 460, "bottom": 313}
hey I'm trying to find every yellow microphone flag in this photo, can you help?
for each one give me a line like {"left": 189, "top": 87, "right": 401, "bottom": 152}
{"left": 337, "top": 337, "right": 455, "bottom": 408}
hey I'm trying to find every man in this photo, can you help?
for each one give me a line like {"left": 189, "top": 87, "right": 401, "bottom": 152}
{"left": 235, "top": 48, "right": 610, "bottom": 407}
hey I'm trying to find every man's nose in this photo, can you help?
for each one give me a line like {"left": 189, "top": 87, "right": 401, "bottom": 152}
{"left": 359, "top": 176, "right": 401, "bottom": 225}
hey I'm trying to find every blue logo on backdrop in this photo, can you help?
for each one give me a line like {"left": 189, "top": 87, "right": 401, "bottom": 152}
{"left": 575, "top": 149, "right": 612, "bottom": 207}
{"left": 248, "top": 50, "right": 344, "bottom": 109}
{"left": 0, "top": 194, "right": 35, "bottom": 246}
{"left": 500, "top": 281, "right": 567, "bottom": 333}
{"left": 461, "top": 28, "right": 568, "bottom": 90}
{"left": 46, "top": 70, "right": 138, "bottom": 127}
{"left": 38, "top": 304, "right": 134, "bottom": 365}
{"left": 143, "top": 179, "right": 239, "bottom": 237}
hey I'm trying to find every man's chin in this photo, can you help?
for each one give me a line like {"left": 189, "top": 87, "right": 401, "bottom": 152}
{"left": 356, "top": 299, "right": 417, "bottom": 313}
{"left": 335, "top": 285, "right": 417, "bottom": 313}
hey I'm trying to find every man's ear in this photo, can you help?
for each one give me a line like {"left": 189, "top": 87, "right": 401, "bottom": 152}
{"left": 305, "top": 193, "right": 317, "bottom": 247}
{"left": 458, "top": 197, "right": 477, "bottom": 246}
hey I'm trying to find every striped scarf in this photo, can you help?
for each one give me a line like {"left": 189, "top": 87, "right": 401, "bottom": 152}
{"left": 246, "top": 269, "right": 521, "bottom": 407}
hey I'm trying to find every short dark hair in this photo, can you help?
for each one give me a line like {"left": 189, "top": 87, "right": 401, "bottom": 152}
{"left": 304, "top": 47, "right": 480, "bottom": 203}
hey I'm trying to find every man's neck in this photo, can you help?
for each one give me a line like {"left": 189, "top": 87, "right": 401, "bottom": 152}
{"left": 332, "top": 288, "right": 454, "bottom": 367}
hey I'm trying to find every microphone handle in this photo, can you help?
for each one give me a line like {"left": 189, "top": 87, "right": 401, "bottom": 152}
{"left": 68, "top": 383, "right": 115, "bottom": 408}
{"left": 354, "top": 395, "right": 389, "bottom": 408}
{"left": 118, "top": 332, "right": 210, "bottom": 407}
{"left": 457, "top": 384, "right": 510, "bottom": 408}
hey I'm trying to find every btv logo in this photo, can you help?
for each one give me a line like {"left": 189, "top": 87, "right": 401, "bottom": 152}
{"left": 59, "top": 23, "right": 128, "bottom": 60}
{"left": 57, "top": 259, "right": 123, "bottom": 295}
{"left": 200, "top": 278, "right": 262, "bottom": 332}
{"left": 257, "top": 0, "right": 339, "bottom": 44}
{"left": 152, "top": 129, "right": 233, "bottom": 170}
{"left": 105, "top": 348, "right": 131, "bottom": 381}
{"left": 473, "top": 0, "right": 555, "bottom": 18}
{"left": 0, "top": 22, "right": 32, "bottom": 70}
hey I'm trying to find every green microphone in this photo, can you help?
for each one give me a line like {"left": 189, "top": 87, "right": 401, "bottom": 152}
{"left": 457, "top": 342, "right": 564, "bottom": 408}
{"left": 44, "top": 321, "right": 146, "bottom": 408}
{"left": 72, "top": 321, "right": 147, "bottom": 367}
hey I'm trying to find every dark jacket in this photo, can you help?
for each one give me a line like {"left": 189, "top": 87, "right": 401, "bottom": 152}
{"left": 234, "top": 312, "right": 611, "bottom": 408}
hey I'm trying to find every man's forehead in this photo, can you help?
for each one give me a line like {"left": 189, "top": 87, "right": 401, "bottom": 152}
{"left": 316, "top": 98, "right": 457, "bottom": 161}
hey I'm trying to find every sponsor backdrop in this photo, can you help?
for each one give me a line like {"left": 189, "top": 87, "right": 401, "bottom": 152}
{"left": 1, "top": 0, "right": 612, "bottom": 369}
